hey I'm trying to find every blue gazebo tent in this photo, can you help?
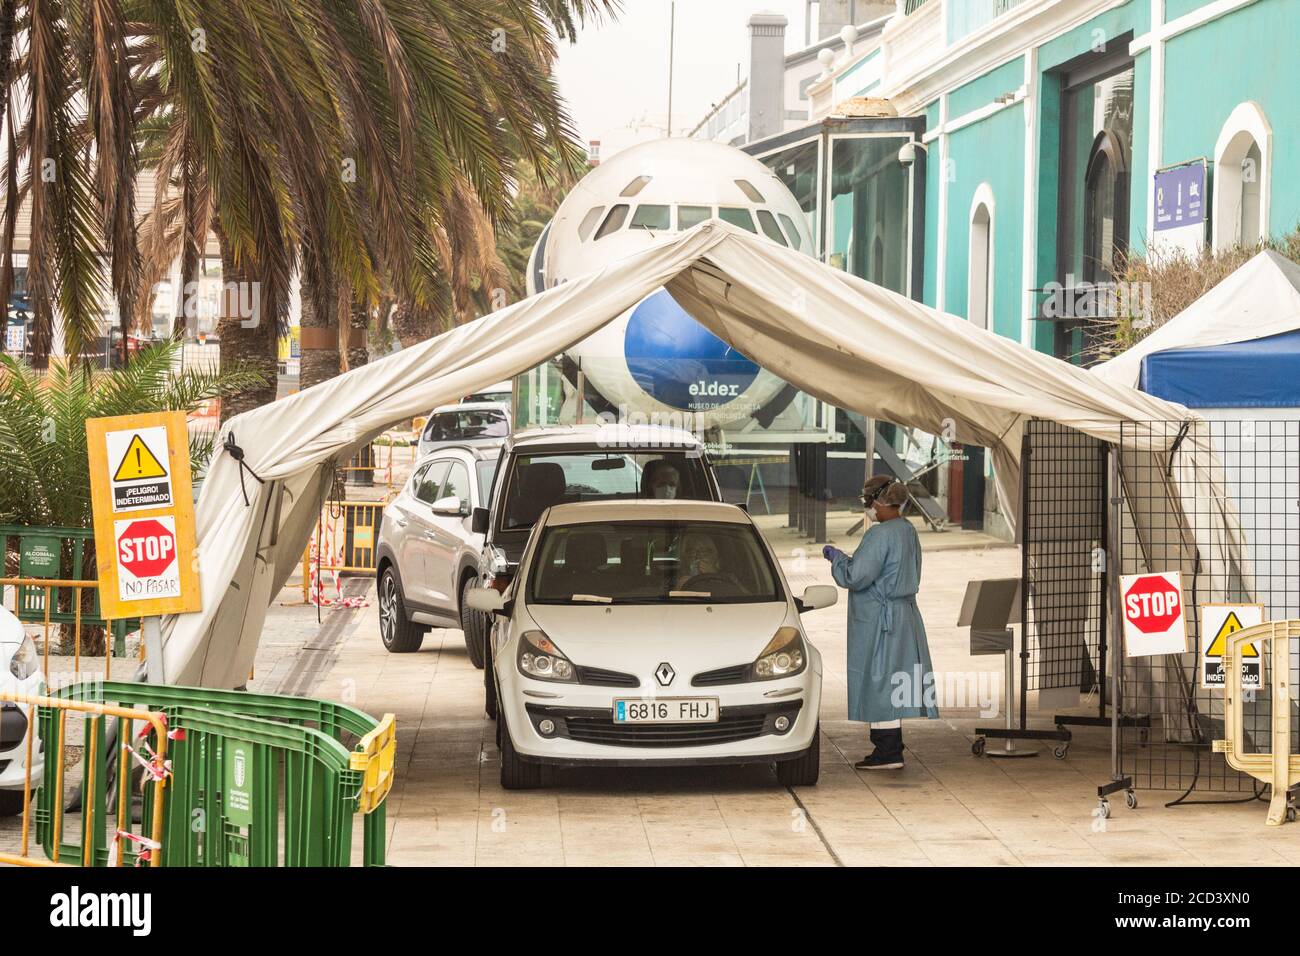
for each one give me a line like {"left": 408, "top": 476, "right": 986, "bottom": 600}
{"left": 1095, "top": 249, "right": 1300, "bottom": 416}
{"left": 1139, "top": 328, "right": 1300, "bottom": 408}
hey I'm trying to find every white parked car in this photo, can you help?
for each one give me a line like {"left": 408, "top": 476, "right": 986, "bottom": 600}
{"left": 470, "top": 499, "right": 836, "bottom": 789}
{"left": 0, "top": 606, "right": 45, "bottom": 816}
{"left": 416, "top": 401, "right": 510, "bottom": 459}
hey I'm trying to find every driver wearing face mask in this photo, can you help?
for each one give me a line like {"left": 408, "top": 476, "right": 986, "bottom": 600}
{"left": 643, "top": 460, "right": 681, "bottom": 500}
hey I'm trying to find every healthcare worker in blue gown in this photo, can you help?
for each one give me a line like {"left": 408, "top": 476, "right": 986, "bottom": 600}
{"left": 823, "top": 475, "right": 939, "bottom": 769}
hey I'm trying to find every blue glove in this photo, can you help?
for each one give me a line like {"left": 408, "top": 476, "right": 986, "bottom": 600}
{"left": 822, "top": 545, "right": 839, "bottom": 562}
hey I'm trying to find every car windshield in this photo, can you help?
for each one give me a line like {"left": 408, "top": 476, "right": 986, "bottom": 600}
{"left": 499, "top": 450, "right": 712, "bottom": 530}
{"left": 424, "top": 409, "right": 508, "bottom": 442}
{"left": 529, "top": 520, "right": 781, "bottom": 605}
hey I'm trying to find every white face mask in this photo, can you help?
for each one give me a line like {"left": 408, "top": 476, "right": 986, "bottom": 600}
{"left": 653, "top": 485, "right": 677, "bottom": 500}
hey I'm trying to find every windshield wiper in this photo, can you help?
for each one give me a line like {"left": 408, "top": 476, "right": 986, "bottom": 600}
{"left": 666, "top": 590, "right": 712, "bottom": 599}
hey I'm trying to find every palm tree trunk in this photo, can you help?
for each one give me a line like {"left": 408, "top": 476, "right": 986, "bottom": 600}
{"left": 345, "top": 294, "right": 369, "bottom": 371}
{"left": 391, "top": 300, "right": 437, "bottom": 349}
{"left": 216, "top": 242, "right": 277, "bottom": 421}
{"left": 298, "top": 271, "right": 339, "bottom": 391}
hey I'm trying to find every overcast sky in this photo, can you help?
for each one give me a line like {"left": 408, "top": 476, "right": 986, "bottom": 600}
{"left": 554, "top": 1, "right": 814, "bottom": 152}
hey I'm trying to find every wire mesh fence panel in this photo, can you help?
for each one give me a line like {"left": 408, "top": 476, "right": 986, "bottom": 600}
{"left": 1117, "top": 419, "right": 1300, "bottom": 797}
{"left": 1023, "top": 420, "right": 1108, "bottom": 702}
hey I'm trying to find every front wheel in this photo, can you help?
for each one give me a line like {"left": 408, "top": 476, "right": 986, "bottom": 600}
{"left": 775, "top": 724, "right": 820, "bottom": 786}
{"left": 499, "top": 713, "right": 542, "bottom": 790}
{"left": 460, "top": 577, "right": 485, "bottom": 669}
{"left": 378, "top": 566, "right": 424, "bottom": 653}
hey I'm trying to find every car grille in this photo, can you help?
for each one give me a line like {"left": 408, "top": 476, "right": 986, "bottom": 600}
{"left": 526, "top": 702, "right": 801, "bottom": 749}
{"left": 691, "top": 664, "right": 751, "bottom": 687}
{"left": 576, "top": 665, "right": 640, "bottom": 688}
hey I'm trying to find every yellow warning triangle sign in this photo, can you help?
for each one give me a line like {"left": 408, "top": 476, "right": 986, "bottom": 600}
{"left": 112, "top": 434, "right": 168, "bottom": 482}
{"left": 1205, "top": 611, "right": 1259, "bottom": 658}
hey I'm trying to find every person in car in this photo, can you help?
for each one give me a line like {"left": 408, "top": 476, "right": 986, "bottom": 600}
{"left": 822, "top": 476, "right": 938, "bottom": 770}
{"left": 678, "top": 532, "right": 742, "bottom": 595}
{"left": 642, "top": 460, "right": 681, "bottom": 499}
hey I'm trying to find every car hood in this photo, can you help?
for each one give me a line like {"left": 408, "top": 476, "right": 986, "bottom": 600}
{"left": 524, "top": 601, "right": 795, "bottom": 678}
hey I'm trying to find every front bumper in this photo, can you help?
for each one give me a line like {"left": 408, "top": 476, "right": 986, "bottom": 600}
{"left": 519, "top": 700, "right": 806, "bottom": 767}
{"left": 0, "top": 700, "right": 43, "bottom": 791}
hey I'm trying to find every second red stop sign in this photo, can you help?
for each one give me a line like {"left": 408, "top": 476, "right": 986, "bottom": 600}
{"left": 1123, "top": 574, "right": 1182, "bottom": 634}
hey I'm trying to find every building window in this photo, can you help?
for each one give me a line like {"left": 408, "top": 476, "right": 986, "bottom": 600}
{"left": 1054, "top": 55, "right": 1134, "bottom": 363}
{"left": 1213, "top": 102, "right": 1271, "bottom": 251}
{"left": 1084, "top": 129, "right": 1129, "bottom": 284}
{"left": 968, "top": 186, "right": 994, "bottom": 331}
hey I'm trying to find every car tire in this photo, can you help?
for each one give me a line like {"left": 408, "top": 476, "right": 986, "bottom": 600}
{"left": 484, "top": 635, "right": 499, "bottom": 720}
{"left": 499, "top": 712, "right": 542, "bottom": 790}
{"left": 460, "top": 577, "right": 485, "bottom": 669}
{"left": 378, "top": 566, "right": 424, "bottom": 653}
{"left": 775, "top": 723, "right": 820, "bottom": 787}
{"left": 0, "top": 789, "right": 26, "bottom": 817}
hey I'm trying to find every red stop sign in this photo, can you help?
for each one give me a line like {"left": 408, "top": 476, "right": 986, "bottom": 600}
{"left": 1124, "top": 574, "right": 1182, "bottom": 633}
{"left": 117, "top": 519, "right": 177, "bottom": 578}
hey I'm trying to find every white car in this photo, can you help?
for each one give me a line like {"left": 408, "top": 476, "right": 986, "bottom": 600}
{"left": 0, "top": 607, "right": 45, "bottom": 816}
{"left": 416, "top": 401, "right": 510, "bottom": 459}
{"left": 470, "top": 499, "right": 836, "bottom": 789}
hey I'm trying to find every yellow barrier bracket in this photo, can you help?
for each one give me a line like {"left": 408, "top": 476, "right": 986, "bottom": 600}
{"left": 1215, "top": 620, "right": 1300, "bottom": 826}
{"left": 350, "top": 713, "right": 396, "bottom": 814}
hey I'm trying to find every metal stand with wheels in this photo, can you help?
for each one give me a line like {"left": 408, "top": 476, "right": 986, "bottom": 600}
{"left": 961, "top": 577, "right": 1046, "bottom": 758}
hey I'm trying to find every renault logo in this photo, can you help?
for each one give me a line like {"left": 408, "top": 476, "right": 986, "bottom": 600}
{"left": 655, "top": 662, "right": 675, "bottom": 687}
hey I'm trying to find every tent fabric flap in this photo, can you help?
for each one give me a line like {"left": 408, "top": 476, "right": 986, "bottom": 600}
{"left": 164, "top": 219, "right": 1207, "bottom": 689}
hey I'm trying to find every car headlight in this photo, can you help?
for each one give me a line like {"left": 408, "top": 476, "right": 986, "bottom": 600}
{"left": 8, "top": 634, "right": 39, "bottom": 681}
{"left": 517, "top": 630, "right": 576, "bottom": 682}
{"left": 752, "top": 627, "right": 806, "bottom": 680}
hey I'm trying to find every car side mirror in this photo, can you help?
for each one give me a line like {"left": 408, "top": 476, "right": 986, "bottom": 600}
{"left": 471, "top": 507, "right": 490, "bottom": 534}
{"left": 431, "top": 495, "right": 467, "bottom": 516}
{"left": 797, "top": 584, "right": 838, "bottom": 613}
{"left": 466, "top": 587, "right": 506, "bottom": 615}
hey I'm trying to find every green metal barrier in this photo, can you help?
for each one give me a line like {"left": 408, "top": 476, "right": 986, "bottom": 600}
{"left": 42, "top": 681, "right": 395, "bottom": 867}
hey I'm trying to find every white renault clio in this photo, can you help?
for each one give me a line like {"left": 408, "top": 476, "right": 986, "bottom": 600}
{"left": 470, "top": 499, "right": 835, "bottom": 789}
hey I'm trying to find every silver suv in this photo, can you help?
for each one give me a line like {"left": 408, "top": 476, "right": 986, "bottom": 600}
{"left": 375, "top": 443, "right": 501, "bottom": 663}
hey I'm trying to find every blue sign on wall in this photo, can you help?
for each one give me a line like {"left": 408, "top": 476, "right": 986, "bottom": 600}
{"left": 1153, "top": 162, "right": 1207, "bottom": 232}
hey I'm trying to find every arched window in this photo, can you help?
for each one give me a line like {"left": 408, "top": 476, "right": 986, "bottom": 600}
{"left": 1213, "top": 102, "right": 1271, "bottom": 250}
{"left": 1084, "top": 130, "right": 1129, "bottom": 284}
{"left": 968, "top": 185, "right": 994, "bottom": 331}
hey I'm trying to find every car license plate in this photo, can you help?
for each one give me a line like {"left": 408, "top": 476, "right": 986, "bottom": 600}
{"left": 614, "top": 698, "right": 719, "bottom": 724}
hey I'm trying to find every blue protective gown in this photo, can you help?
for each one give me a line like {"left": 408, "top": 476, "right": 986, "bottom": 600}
{"left": 831, "top": 517, "right": 940, "bottom": 723}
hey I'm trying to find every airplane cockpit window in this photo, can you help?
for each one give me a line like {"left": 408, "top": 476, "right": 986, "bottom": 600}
{"left": 678, "top": 205, "right": 712, "bottom": 230}
{"left": 718, "top": 206, "right": 757, "bottom": 233}
{"left": 620, "top": 175, "right": 652, "bottom": 197}
{"left": 755, "top": 209, "right": 787, "bottom": 246}
{"left": 594, "top": 204, "right": 630, "bottom": 239}
{"left": 577, "top": 205, "right": 606, "bottom": 241}
{"left": 630, "top": 204, "right": 671, "bottom": 231}
{"left": 778, "top": 213, "right": 802, "bottom": 250}
{"left": 734, "top": 179, "right": 765, "bottom": 203}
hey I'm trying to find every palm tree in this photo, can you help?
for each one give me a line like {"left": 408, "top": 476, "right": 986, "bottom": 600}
{"left": 1, "top": 1, "right": 617, "bottom": 404}
{"left": 127, "top": 0, "right": 616, "bottom": 418}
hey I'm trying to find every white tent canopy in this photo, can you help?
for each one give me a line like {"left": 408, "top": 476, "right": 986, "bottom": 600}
{"left": 164, "top": 220, "right": 1198, "bottom": 688}
{"left": 1093, "top": 249, "right": 1300, "bottom": 388}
